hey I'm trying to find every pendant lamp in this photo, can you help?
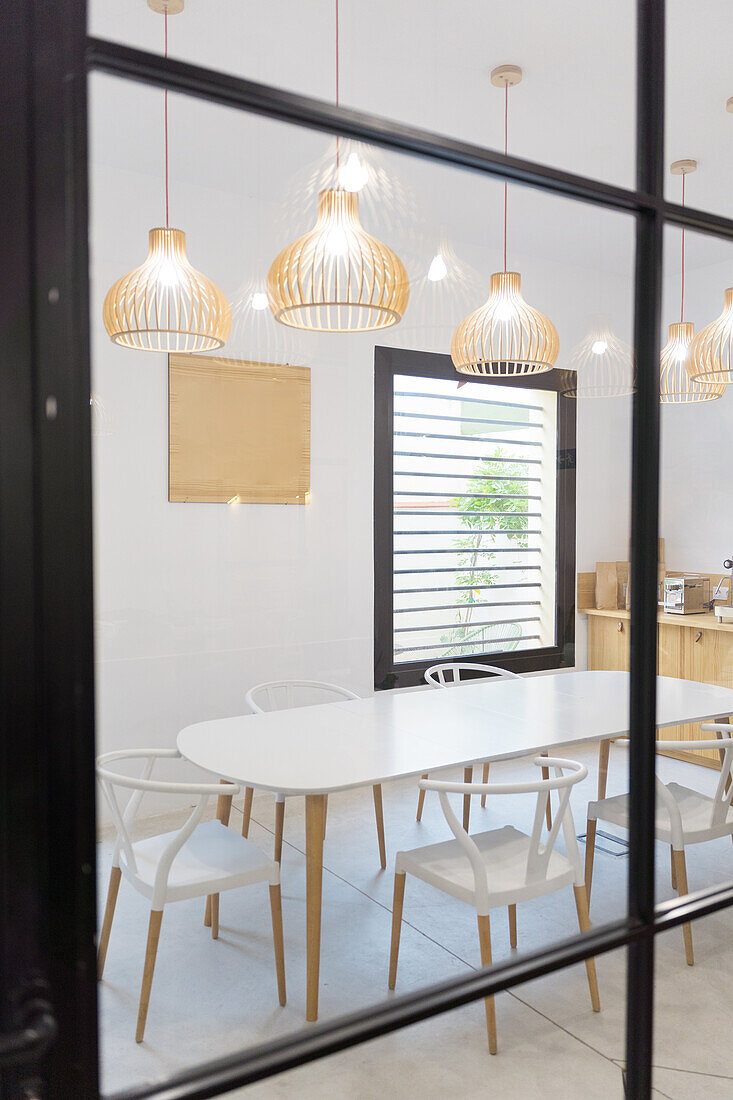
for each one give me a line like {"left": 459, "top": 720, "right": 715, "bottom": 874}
{"left": 688, "top": 290, "right": 733, "bottom": 385}
{"left": 266, "top": 0, "right": 409, "bottom": 332}
{"left": 660, "top": 160, "right": 723, "bottom": 403}
{"left": 451, "top": 66, "right": 558, "bottom": 377}
{"left": 561, "top": 316, "right": 634, "bottom": 399}
{"left": 103, "top": 0, "right": 231, "bottom": 352}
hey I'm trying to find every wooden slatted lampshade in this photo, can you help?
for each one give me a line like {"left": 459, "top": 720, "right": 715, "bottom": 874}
{"left": 103, "top": 3, "right": 231, "bottom": 353}
{"left": 451, "top": 65, "right": 559, "bottom": 377}
{"left": 103, "top": 228, "right": 231, "bottom": 352}
{"left": 688, "top": 288, "right": 733, "bottom": 385}
{"left": 660, "top": 321, "right": 724, "bottom": 403}
{"left": 266, "top": 188, "right": 409, "bottom": 332}
{"left": 659, "top": 159, "right": 723, "bottom": 402}
{"left": 451, "top": 270, "right": 559, "bottom": 377}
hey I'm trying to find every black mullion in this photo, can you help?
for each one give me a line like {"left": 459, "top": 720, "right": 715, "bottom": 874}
{"left": 0, "top": 6, "right": 49, "bottom": 1097}
{"left": 626, "top": 2, "right": 665, "bottom": 1098}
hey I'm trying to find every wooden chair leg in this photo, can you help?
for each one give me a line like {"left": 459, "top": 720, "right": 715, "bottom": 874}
{"left": 416, "top": 774, "right": 429, "bottom": 822}
{"left": 573, "top": 885, "right": 601, "bottom": 1012}
{"left": 323, "top": 794, "right": 328, "bottom": 840}
{"left": 476, "top": 914, "right": 497, "bottom": 1054}
{"left": 204, "top": 895, "right": 212, "bottom": 927}
{"left": 388, "top": 872, "right": 406, "bottom": 990}
{"left": 671, "top": 848, "right": 694, "bottom": 965}
{"left": 585, "top": 739, "right": 610, "bottom": 908}
{"left": 584, "top": 817, "right": 598, "bottom": 906}
{"left": 715, "top": 730, "right": 733, "bottom": 840}
{"left": 508, "top": 904, "right": 517, "bottom": 949}
{"left": 241, "top": 786, "right": 254, "bottom": 838}
{"left": 274, "top": 800, "right": 285, "bottom": 864}
{"left": 373, "top": 784, "right": 387, "bottom": 870}
{"left": 670, "top": 846, "right": 677, "bottom": 889}
{"left": 481, "top": 762, "right": 490, "bottom": 808}
{"left": 540, "top": 753, "right": 552, "bottom": 829}
{"left": 136, "top": 909, "right": 163, "bottom": 1043}
{"left": 98, "top": 866, "right": 122, "bottom": 979}
{"left": 210, "top": 893, "right": 219, "bottom": 940}
{"left": 269, "top": 883, "right": 287, "bottom": 1006}
{"left": 463, "top": 766, "right": 473, "bottom": 833}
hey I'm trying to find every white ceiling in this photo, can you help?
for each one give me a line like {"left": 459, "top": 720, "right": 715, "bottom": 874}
{"left": 87, "top": 0, "right": 733, "bottom": 331}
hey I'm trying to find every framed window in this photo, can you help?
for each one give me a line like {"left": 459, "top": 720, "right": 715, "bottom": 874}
{"left": 374, "top": 347, "right": 575, "bottom": 690}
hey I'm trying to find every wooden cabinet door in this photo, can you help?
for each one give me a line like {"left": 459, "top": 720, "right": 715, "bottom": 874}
{"left": 680, "top": 627, "right": 733, "bottom": 768}
{"left": 656, "top": 622, "right": 704, "bottom": 765}
{"left": 587, "top": 615, "right": 629, "bottom": 671}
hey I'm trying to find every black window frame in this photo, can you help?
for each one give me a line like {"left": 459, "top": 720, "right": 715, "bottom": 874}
{"left": 373, "top": 346, "right": 576, "bottom": 690}
{"left": 7, "top": 2, "right": 733, "bottom": 1098}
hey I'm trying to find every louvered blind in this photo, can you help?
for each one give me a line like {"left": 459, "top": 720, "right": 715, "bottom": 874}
{"left": 392, "top": 373, "right": 557, "bottom": 664}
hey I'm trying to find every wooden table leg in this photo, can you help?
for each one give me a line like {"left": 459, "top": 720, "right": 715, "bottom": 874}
{"left": 305, "top": 793, "right": 326, "bottom": 1022}
{"left": 215, "top": 779, "right": 235, "bottom": 826}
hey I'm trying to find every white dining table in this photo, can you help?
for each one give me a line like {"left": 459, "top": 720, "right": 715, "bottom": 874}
{"left": 177, "top": 670, "right": 733, "bottom": 1020}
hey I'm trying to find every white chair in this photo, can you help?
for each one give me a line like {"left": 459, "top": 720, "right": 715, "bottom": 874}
{"left": 586, "top": 726, "right": 733, "bottom": 966}
{"left": 242, "top": 680, "right": 387, "bottom": 869}
{"left": 418, "top": 663, "right": 544, "bottom": 831}
{"left": 96, "top": 749, "right": 286, "bottom": 1043}
{"left": 389, "top": 757, "right": 599, "bottom": 1054}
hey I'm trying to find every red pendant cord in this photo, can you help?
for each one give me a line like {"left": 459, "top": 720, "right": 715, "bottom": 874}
{"left": 680, "top": 172, "right": 685, "bottom": 323}
{"left": 335, "top": 0, "right": 340, "bottom": 169}
{"left": 164, "top": 10, "right": 170, "bottom": 226}
{"left": 503, "top": 82, "right": 508, "bottom": 272}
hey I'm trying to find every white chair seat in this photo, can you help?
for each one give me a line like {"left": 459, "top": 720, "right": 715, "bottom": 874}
{"left": 123, "top": 819, "right": 278, "bottom": 903}
{"left": 396, "top": 825, "right": 576, "bottom": 909}
{"left": 589, "top": 783, "right": 733, "bottom": 846}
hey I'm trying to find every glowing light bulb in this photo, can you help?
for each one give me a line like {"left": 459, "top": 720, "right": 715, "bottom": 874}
{"left": 251, "top": 292, "right": 269, "bottom": 310}
{"left": 674, "top": 344, "right": 689, "bottom": 363}
{"left": 324, "top": 225, "right": 349, "bottom": 257}
{"left": 591, "top": 339, "right": 608, "bottom": 355}
{"left": 338, "top": 152, "right": 368, "bottom": 192}
{"left": 157, "top": 259, "right": 181, "bottom": 287}
{"left": 494, "top": 297, "right": 516, "bottom": 322}
{"left": 427, "top": 253, "right": 448, "bottom": 282}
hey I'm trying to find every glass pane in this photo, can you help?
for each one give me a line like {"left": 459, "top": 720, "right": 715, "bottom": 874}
{"left": 651, "top": 224, "right": 733, "bottom": 1095}
{"left": 88, "top": 0, "right": 636, "bottom": 188}
{"left": 654, "top": 909, "right": 733, "bottom": 1096}
{"left": 90, "top": 71, "right": 634, "bottom": 1094}
{"left": 666, "top": 0, "right": 733, "bottom": 219}
{"left": 392, "top": 374, "right": 555, "bottom": 664}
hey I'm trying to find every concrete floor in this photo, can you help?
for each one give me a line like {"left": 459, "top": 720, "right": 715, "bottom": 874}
{"left": 97, "top": 743, "right": 733, "bottom": 1098}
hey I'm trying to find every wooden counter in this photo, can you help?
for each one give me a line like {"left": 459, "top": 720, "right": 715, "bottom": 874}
{"left": 578, "top": 604, "right": 733, "bottom": 769}
{"left": 580, "top": 606, "right": 733, "bottom": 635}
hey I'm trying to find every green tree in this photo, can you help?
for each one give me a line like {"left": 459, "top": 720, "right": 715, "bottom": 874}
{"left": 438, "top": 447, "right": 529, "bottom": 657}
